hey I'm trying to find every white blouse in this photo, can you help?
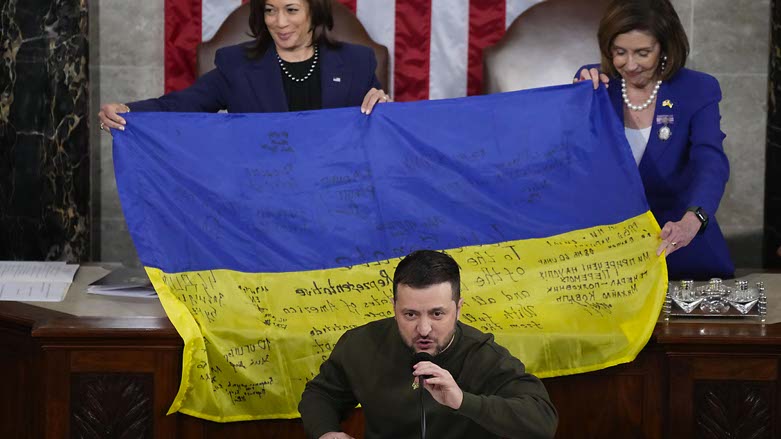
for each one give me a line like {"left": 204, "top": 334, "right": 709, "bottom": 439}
{"left": 624, "top": 126, "right": 651, "bottom": 165}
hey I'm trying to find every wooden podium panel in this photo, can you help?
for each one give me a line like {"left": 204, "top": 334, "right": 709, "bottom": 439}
{"left": 545, "top": 350, "right": 664, "bottom": 438}
{"left": 2, "top": 271, "right": 781, "bottom": 438}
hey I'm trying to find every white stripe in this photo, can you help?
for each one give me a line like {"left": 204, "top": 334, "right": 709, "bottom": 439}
{"left": 429, "top": 0, "right": 469, "bottom": 99}
{"left": 197, "top": 1, "right": 543, "bottom": 98}
{"left": 356, "top": 0, "right": 396, "bottom": 96}
{"left": 202, "top": 0, "right": 243, "bottom": 41}
{"left": 505, "top": 0, "right": 545, "bottom": 29}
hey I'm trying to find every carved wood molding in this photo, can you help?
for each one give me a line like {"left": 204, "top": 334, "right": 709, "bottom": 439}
{"left": 694, "top": 381, "right": 772, "bottom": 439}
{"left": 71, "top": 373, "right": 153, "bottom": 439}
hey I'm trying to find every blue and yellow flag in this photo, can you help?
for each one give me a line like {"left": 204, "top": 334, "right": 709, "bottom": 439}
{"left": 114, "top": 82, "right": 667, "bottom": 422}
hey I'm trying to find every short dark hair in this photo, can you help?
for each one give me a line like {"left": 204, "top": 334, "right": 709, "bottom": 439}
{"left": 393, "top": 250, "right": 461, "bottom": 302}
{"left": 247, "top": 0, "right": 336, "bottom": 59}
{"left": 597, "top": 0, "right": 689, "bottom": 80}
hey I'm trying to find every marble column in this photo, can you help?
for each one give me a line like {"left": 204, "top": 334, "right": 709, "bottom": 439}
{"left": 767, "top": 1, "right": 781, "bottom": 268}
{"left": 0, "top": 0, "right": 90, "bottom": 261}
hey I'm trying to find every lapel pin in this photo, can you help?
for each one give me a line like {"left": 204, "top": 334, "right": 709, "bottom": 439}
{"left": 662, "top": 99, "right": 673, "bottom": 108}
{"left": 333, "top": 77, "right": 341, "bottom": 83}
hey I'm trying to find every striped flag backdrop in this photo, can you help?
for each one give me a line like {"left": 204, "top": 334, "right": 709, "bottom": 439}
{"left": 165, "top": 0, "right": 545, "bottom": 101}
{"left": 114, "top": 85, "right": 667, "bottom": 420}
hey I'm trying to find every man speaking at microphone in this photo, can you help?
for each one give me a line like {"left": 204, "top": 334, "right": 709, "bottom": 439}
{"left": 299, "top": 250, "right": 558, "bottom": 439}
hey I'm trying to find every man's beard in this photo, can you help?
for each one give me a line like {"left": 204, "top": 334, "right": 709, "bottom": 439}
{"left": 412, "top": 326, "right": 457, "bottom": 355}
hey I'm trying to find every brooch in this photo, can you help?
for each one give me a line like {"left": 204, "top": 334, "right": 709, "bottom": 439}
{"left": 662, "top": 99, "right": 674, "bottom": 109}
{"left": 656, "top": 115, "right": 674, "bottom": 141}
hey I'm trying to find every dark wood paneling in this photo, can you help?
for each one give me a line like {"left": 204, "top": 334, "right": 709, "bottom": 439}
{"left": 4, "top": 299, "right": 781, "bottom": 438}
{"left": 690, "top": 357, "right": 777, "bottom": 381}
{"left": 694, "top": 381, "right": 772, "bottom": 439}
{"left": 0, "top": 303, "right": 68, "bottom": 439}
{"left": 669, "top": 356, "right": 780, "bottom": 439}
{"left": 71, "top": 373, "right": 154, "bottom": 439}
{"left": 0, "top": 327, "right": 39, "bottom": 439}
{"left": 545, "top": 351, "right": 663, "bottom": 439}
{"left": 176, "top": 407, "right": 364, "bottom": 438}
{"left": 71, "top": 350, "right": 158, "bottom": 372}
{"left": 157, "top": 351, "right": 183, "bottom": 437}
{"left": 44, "top": 349, "right": 72, "bottom": 438}
{"left": 203, "top": 418, "right": 309, "bottom": 438}
{"left": 547, "top": 374, "right": 646, "bottom": 438}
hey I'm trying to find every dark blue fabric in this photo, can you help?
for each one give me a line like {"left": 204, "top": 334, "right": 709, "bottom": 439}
{"left": 577, "top": 64, "right": 734, "bottom": 279}
{"left": 114, "top": 82, "right": 649, "bottom": 273}
{"left": 127, "top": 42, "right": 381, "bottom": 113}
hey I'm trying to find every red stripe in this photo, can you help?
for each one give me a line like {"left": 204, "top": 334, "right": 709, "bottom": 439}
{"left": 394, "top": 0, "right": 432, "bottom": 101}
{"left": 164, "top": 0, "right": 202, "bottom": 93}
{"left": 467, "top": 0, "right": 506, "bottom": 96}
{"left": 337, "top": 0, "right": 357, "bottom": 14}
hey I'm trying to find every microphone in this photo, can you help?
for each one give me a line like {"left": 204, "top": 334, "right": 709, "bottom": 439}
{"left": 412, "top": 351, "right": 434, "bottom": 384}
{"left": 412, "top": 352, "right": 434, "bottom": 439}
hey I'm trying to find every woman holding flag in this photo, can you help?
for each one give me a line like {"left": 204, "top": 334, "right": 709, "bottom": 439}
{"left": 575, "top": 0, "right": 734, "bottom": 280}
{"left": 98, "top": 0, "right": 390, "bottom": 133}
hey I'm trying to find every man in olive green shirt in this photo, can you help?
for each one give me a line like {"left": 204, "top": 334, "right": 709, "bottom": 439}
{"left": 299, "top": 250, "right": 558, "bottom": 439}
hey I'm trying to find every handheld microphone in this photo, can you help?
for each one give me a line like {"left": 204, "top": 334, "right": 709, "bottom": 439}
{"left": 412, "top": 351, "right": 434, "bottom": 384}
{"left": 412, "top": 352, "right": 434, "bottom": 439}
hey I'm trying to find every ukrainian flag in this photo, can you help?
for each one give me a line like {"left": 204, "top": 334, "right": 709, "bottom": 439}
{"left": 113, "top": 82, "right": 667, "bottom": 422}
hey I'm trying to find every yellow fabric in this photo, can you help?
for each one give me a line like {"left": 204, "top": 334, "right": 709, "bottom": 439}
{"left": 147, "top": 211, "right": 667, "bottom": 422}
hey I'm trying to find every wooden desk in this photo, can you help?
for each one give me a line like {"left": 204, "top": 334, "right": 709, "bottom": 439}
{"left": 2, "top": 267, "right": 780, "bottom": 438}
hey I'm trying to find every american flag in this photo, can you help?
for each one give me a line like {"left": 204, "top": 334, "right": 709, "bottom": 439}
{"left": 165, "top": 0, "right": 544, "bottom": 102}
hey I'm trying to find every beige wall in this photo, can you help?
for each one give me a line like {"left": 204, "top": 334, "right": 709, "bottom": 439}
{"left": 678, "top": 0, "right": 770, "bottom": 266}
{"left": 90, "top": 0, "right": 164, "bottom": 264}
{"left": 89, "top": 0, "right": 770, "bottom": 268}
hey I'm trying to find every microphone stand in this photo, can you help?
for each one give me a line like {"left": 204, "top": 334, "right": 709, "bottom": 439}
{"left": 412, "top": 352, "right": 433, "bottom": 439}
{"left": 419, "top": 376, "right": 427, "bottom": 439}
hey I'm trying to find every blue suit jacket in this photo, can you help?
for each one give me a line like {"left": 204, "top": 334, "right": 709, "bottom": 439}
{"left": 579, "top": 65, "right": 734, "bottom": 279}
{"left": 128, "top": 42, "right": 381, "bottom": 113}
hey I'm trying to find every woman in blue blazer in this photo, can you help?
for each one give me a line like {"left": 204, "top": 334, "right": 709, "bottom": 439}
{"left": 576, "top": 0, "right": 734, "bottom": 280}
{"left": 98, "top": 0, "right": 388, "bottom": 132}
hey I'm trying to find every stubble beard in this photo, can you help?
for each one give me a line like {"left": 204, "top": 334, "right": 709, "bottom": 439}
{"left": 413, "top": 324, "right": 457, "bottom": 356}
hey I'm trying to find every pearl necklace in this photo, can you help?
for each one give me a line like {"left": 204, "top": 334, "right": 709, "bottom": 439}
{"left": 621, "top": 78, "right": 662, "bottom": 111}
{"left": 277, "top": 45, "right": 318, "bottom": 83}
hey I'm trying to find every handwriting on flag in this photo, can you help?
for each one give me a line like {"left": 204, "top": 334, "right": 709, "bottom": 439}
{"left": 149, "top": 214, "right": 663, "bottom": 420}
{"left": 115, "top": 83, "right": 667, "bottom": 421}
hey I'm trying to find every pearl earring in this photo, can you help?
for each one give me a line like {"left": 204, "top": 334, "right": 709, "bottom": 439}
{"left": 660, "top": 55, "right": 668, "bottom": 72}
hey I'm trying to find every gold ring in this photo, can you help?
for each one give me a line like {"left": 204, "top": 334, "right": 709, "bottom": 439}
{"left": 671, "top": 241, "right": 678, "bottom": 247}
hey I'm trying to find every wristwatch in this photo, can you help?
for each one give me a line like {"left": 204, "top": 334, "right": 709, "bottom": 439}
{"left": 687, "top": 206, "right": 709, "bottom": 234}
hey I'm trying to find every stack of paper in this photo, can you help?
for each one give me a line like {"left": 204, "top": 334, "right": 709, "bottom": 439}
{"left": 0, "top": 261, "right": 79, "bottom": 302}
{"left": 87, "top": 267, "right": 157, "bottom": 299}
